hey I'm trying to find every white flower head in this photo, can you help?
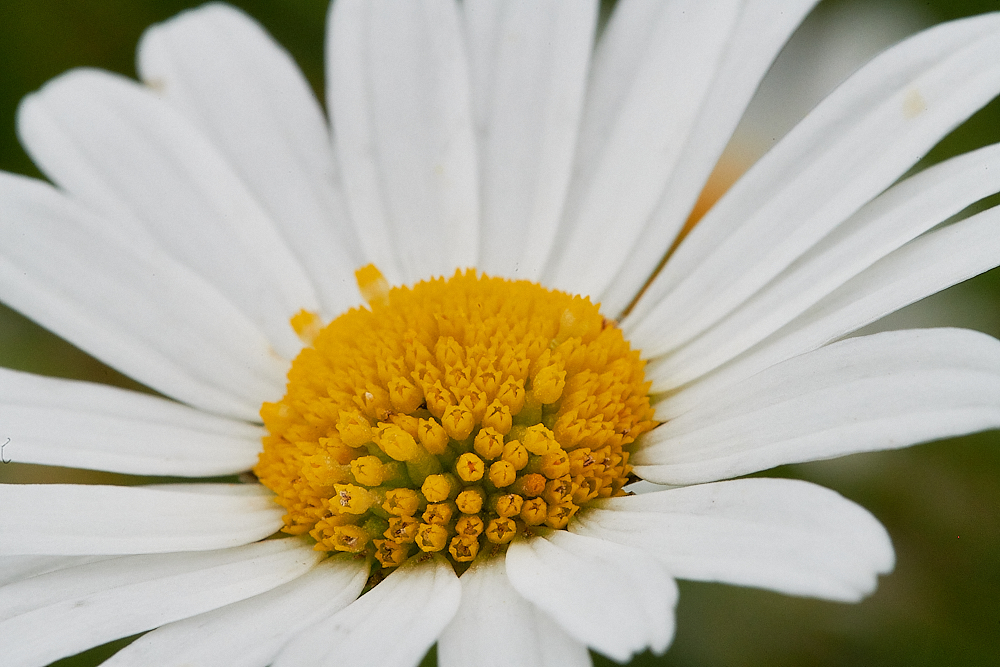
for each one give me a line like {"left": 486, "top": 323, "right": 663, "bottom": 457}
{"left": 2, "top": 1, "right": 1000, "bottom": 666}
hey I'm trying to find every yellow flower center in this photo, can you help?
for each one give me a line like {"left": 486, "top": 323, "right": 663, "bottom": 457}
{"left": 254, "top": 266, "right": 655, "bottom": 574}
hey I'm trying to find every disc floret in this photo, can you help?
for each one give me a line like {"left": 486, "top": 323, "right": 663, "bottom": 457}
{"left": 255, "top": 267, "right": 655, "bottom": 574}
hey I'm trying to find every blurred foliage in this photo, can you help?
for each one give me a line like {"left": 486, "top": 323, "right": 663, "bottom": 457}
{"left": 1, "top": 0, "right": 999, "bottom": 666}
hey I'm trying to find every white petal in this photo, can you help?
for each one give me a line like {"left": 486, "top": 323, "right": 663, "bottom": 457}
{"left": 137, "top": 4, "right": 362, "bottom": 318}
{"left": 0, "top": 483, "right": 283, "bottom": 555}
{"left": 546, "top": 0, "right": 817, "bottom": 310}
{"left": 731, "top": 1, "right": 928, "bottom": 160}
{"left": 623, "top": 480, "right": 678, "bottom": 496}
{"left": 0, "top": 555, "right": 115, "bottom": 588}
{"left": 438, "top": 555, "right": 591, "bottom": 667}
{"left": 273, "top": 554, "right": 461, "bottom": 667}
{"left": 634, "top": 328, "right": 1000, "bottom": 485}
{"left": 463, "top": 0, "right": 596, "bottom": 280}
{"left": 661, "top": 203, "right": 1000, "bottom": 418}
{"left": 646, "top": 142, "right": 1000, "bottom": 391}
{"left": 328, "top": 0, "right": 479, "bottom": 285}
{"left": 506, "top": 530, "right": 676, "bottom": 662}
{"left": 0, "top": 172, "right": 286, "bottom": 421}
{"left": 626, "top": 13, "right": 1000, "bottom": 351}
{"left": 0, "top": 539, "right": 319, "bottom": 667}
{"left": 574, "top": 478, "right": 894, "bottom": 602}
{"left": 103, "top": 554, "right": 368, "bottom": 667}
{"left": 0, "top": 368, "right": 261, "bottom": 476}
{"left": 17, "top": 68, "right": 317, "bottom": 358}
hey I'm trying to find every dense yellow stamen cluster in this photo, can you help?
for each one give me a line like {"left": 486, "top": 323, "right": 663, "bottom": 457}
{"left": 255, "top": 267, "right": 655, "bottom": 573}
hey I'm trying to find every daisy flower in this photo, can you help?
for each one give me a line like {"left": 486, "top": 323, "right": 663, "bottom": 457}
{"left": 3, "top": 1, "right": 1000, "bottom": 666}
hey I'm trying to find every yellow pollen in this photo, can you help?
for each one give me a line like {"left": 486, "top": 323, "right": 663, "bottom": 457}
{"left": 255, "top": 266, "right": 655, "bottom": 575}
{"left": 382, "top": 488, "right": 420, "bottom": 517}
{"left": 546, "top": 501, "right": 578, "bottom": 529}
{"left": 351, "top": 455, "right": 395, "bottom": 487}
{"left": 456, "top": 452, "right": 485, "bottom": 483}
{"left": 522, "top": 424, "right": 557, "bottom": 455}
{"left": 497, "top": 378, "right": 526, "bottom": 414}
{"left": 373, "top": 539, "right": 409, "bottom": 568}
{"left": 423, "top": 502, "right": 456, "bottom": 526}
{"left": 482, "top": 401, "right": 512, "bottom": 434}
{"left": 502, "top": 440, "right": 529, "bottom": 470}
{"left": 531, "top": 363, "right": 566, "bottom": 404}
{"left": 485, "top": 517, "right": 517, "bottom": 544}
{"left": 512, "top": 473, "right": 546, "bottom": 498}
{"left": 415, "top": 523, "right": 449, "bottom": 552}
{"left": 569, "top": 448, "right": 596, "bottom": 476}
{"left": 455, "top": 514, "right": 485, "bottom": 537}
{"left": 333, "top": 484, "right": 375, "bottom": 514}
{"left": 520, "top": 497, "right": 548, "bottom": 526}
{"left": 455, "top": 487, "right": 485, "bottom": 515}
{"left": 421, "top": 473, "right": 455, "bottom": 503}
{"left": 385, "top": 516, "right": 420, "bottom": 543}
{"left": 417, "top": 418, "right": 450, "bottom": 455}
{"left": 488, "top": 460, "right": 516, "bottom": 488}
{"left": 442, "top": 404, "right": 476, "bottom": 440}
{"left": 331, "top": 525, "right": 369, "bottom": 553}
{"left": 375, "top": 424, "right": 422, "bottom": 461}
{"left": 473, "top": 427, "right": 504, "bottom": 460}
{"left": 336, "top": 411, "right": 372, "bottom": 447}
{"left": 448, "top": 535, "right": 480, "bottom": 563}
{"left": 538, "top": 451, "right": 571, "bottom": 479}
{"left": 493, "top": 493, "right": 524, "bottom": 518}
{"left": 543, "top": 477, "right": 573, "bottom": 506}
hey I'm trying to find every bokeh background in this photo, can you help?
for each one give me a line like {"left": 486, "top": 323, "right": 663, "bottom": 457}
{"left": 1, "top": 1, "right": 999, "bottom": 665}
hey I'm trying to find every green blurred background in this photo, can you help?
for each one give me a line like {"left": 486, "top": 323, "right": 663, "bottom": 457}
{"left": 1, "top": 0, "right": 999, "bottom": 665}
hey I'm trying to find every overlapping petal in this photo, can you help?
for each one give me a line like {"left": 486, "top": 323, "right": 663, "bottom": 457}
{"left": 635, "top": 328, "right": 1000, "bottom": 485}
{"left": 438, "top": 555, "right": 591, "bottom": 667}
{"left": 102, "top": 555, "right": 368, "bottom": 667}
{"left": 0, "top": 368, "right": 261, "bottom": 476}
{"left": 0, "top": 484, "right": 283, "bottom": 555}
{"left": 327, "top": 0, "right": 479, "bottom": 285}
{"left": 0, "top": 540, "right": 321, "bottom": 667}
{"left": 659, "top": 206, "right": 1000, "bottom": 419}
{"left": 626, "top": 12, "right": 1000, "bottom": 352}
{"left": 506, "top": 530, "right": 676, "bottom": 663}
{"left": 0, "top": 2, "right": 998, "bottom": 666}
{"left": 137, "top": 3, "right": 362, "bottom": 319}
{"left": 647, "top": 142, "right": 1000, "bottom": 391}
{"left": 574, "top": 479, "right": 894, "bottom": 602}
{"left": 0, "top": 172, "right": 286, "bottom": 420}
{"left": 273, "top": 554, "right": 461, "bottom": 667}
{"left": 0, "top": 555, "right": 115, "bottom": 588}
{"left": 17, "top": 68, "right": 317, "bottom": 359}
{"left": 546, "top": 0, "right": 819, "bottom": 312}
{"left": 463, "top": 0, "right": 597, "bottom": 280}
